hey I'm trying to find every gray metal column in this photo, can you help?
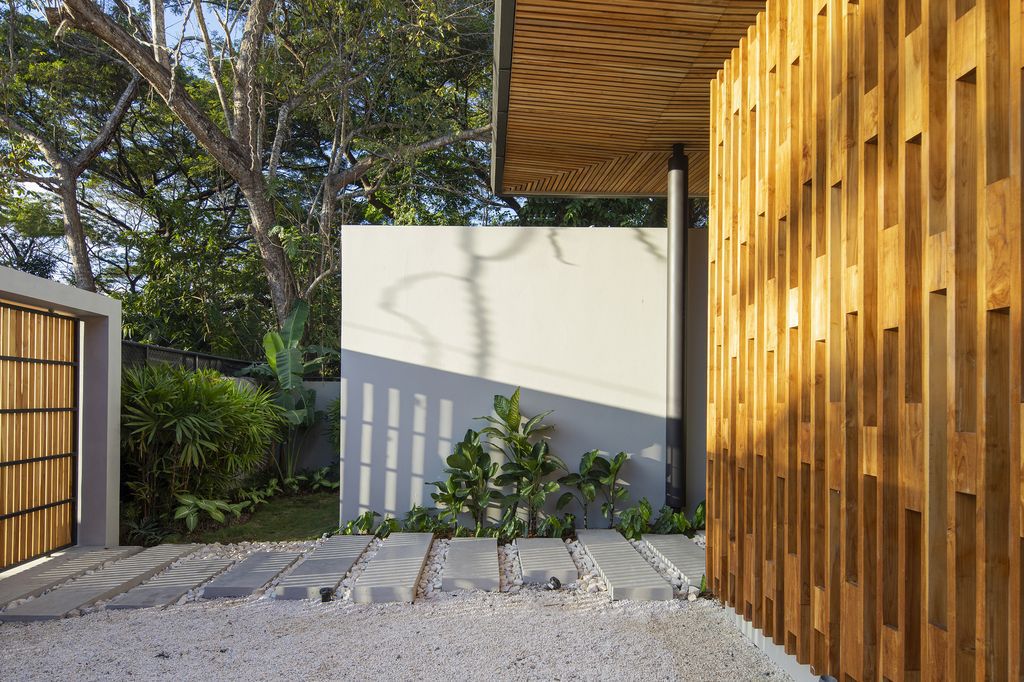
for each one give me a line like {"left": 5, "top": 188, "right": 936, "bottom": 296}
{"left": 666, "top": 144, "right": 688, "bottom": 510}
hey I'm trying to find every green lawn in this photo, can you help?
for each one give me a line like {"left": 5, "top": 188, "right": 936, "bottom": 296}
{"left": 172, "top": 492, "right": 340, "bottom": 544}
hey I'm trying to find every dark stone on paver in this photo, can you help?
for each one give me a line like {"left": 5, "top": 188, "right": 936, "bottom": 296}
{"left": 0, "top": 545, "right": 198, "bottom": 622}
{"left": 442, "top": 538, "right": 498, "bottom": 592}
{"left": 275, "top": 535, "right": 373, "bottom": 600}
{"left": 576, "top": 530, "right": 672, "bottom": 601}
{"left": 517, "top": 538, "right": 578, "bottom": 585}
{"left": 107, "top": 557, "right": 233, "bottom": 609}
{"left": 0, "top": 546, "right": 142, "bottom": 608}
{"left": 203, "top": 552, "right": 300, "bottom": 598}
{"left": 352, "top": 533, "right": 433, "bottom": 603}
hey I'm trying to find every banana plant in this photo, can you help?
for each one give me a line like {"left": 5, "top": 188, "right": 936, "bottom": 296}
{"left": 243, "top": 301, "right": 331, "bottom": 481}
{"left": 556, "top": 449, "right": 611, "bottom": 529}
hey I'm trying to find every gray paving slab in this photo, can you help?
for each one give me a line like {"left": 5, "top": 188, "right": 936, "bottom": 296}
{"left": 107, "top": 557, "right": 233, "bottom": 610}
{"left": 517, "top": 538, "right": 578, "bottom": 585}
{"left": 275, "top": 535, "right": 373, "bottom": 600}
{"left": 442, "top": 538, "right": 498, "bottom": 592}
{"left": 576, "top": 530, "right": 672, "bottom": 601}
{"left": 352, "top": 532, "right": 433, "bottom": 603}
{"left": 0, "top": 544, "right": 198, "bottom": 622}
{"left": 644, "top": 534, "right": 706, "bottom": 583}
{"left": 203, "top": 552, "right": 300, "bottom": 598}
{"left": 0, "top": 546, "right": 142, "bottom": 607}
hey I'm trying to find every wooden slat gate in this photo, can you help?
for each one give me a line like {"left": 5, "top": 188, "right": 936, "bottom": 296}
{"left": 0, "top": 300, "right": 78, "bottom": 570}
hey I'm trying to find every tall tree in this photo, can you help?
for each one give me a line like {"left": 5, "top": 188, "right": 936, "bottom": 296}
{"left": 0, "top": 7, "right": 139, "bottom": 290}
{"left": 51, "top": 0, "right": 491, "bottom": 323}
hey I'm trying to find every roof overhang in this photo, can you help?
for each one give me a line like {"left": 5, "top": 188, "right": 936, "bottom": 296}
{"left": 491, "top": 0, "right": 764, "bottom": 198}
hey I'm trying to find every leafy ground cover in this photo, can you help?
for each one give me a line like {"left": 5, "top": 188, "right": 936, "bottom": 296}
{"left": 168, "top": 492, "right": 338, "bottom": 544}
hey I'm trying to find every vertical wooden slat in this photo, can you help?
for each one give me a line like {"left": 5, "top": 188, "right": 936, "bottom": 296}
{"left": 0, "top": 301, "right": 77, "bottom": 570}
{"left": 708, "top": 1, "right": 1022, "bottom": 678}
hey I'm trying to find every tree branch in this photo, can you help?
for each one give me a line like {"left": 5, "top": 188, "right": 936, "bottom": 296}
{"left": 71, "top": 74, "right": 141, "bottom": 174}
{"left": 0, "top": 112, "right": 64, "bottom": 169}
{"left": 302, "top": 265, "right": 337, "bottom": 300}
{"left": 191, "top": 0, "right": 233, "bottom": 134}
{"left": 325, "top": 124, "right": 491, "bottom": 196}
{"left": 53, "top": 0, "right": 249, "bottom": 181}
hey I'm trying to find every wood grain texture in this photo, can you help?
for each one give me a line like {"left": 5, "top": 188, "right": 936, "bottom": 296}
{"left": 706, "top": 1, "right": 1023, "bottom": 679}
{"left": 499, "top": 0, "right": 765, "bottom": 197}
{"left": 0, "top": 300, "right": 77, "bottom": 570}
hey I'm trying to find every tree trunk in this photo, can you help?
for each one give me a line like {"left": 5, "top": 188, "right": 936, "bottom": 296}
{"left": 238, "top": 177, "right": 298, "bottom": 324}
{"left": 58, "top": 173, "right": 96, "bottom": 291}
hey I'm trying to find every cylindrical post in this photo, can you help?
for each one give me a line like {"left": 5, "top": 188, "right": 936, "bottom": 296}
{"left": 666, "top": 143, "right": 688, "bottom": 510}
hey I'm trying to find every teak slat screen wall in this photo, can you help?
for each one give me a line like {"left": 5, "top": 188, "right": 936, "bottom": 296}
{"left": 707, "top": 0, "right": 1023, "bottom": 679}
{"left": 0, "top": 300, "right": 78, "bottom": 570}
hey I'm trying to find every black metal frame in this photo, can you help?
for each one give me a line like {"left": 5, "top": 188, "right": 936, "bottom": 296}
{"left": 0, "top": 452, "right": 75, "bottom": 468}
{"left": 0, "top": 301, "right": 79, "bottom": 567}
{"left": 122, "top": 339, "right": 252, "bottom": 375}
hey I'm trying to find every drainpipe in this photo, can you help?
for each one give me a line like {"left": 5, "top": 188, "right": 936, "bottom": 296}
{"left": 666, "top": 144, "right": 688, "bottom": 510}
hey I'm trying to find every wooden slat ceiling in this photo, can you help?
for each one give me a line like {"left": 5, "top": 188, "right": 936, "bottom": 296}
{"left": 492, "top": 0, "right": 764, "bottom": 198}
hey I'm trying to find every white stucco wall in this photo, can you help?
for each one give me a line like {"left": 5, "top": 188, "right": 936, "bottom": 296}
{"left": 338, "top": 225, "right": 701, "bottom": 525}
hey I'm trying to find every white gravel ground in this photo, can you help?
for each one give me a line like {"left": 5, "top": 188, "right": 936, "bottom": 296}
{"left": 416, "top": 538, "right": 449, "bottom": 599}
{"left": 564, "top": 539, "right": 608, "bottom": 594}
{"left": 0, "top": 589, "right": 790, "bottom": 681}
{"left": 0, "top": 534, "right": 787, "bottom": 680}
{"left": 499, "top": 541, "right": 522, "bottom": 591}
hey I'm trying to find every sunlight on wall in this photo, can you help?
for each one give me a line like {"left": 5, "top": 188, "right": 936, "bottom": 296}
{"left": 338, "top": 225, "right": 678, "bottom": 521}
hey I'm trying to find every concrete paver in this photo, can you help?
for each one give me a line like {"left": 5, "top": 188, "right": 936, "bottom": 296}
{"left": 516, "top": 538, "right": 578, "bottom": 585}
{"left": 576, "top": 530, "right": 671, "bottom": 601}
{"left": 274, "top": 536, "right": 373, "bottom": 600}
{"left": 442, "top": 538, "right": 498, "bottom": 592}
{"left": 0, "top": 546, "right": 142, "bottom": 607}
{"left": 204, "top": 552, "right": 300, "bottom": 598}
{"left": 352, "top": 533, "right": 432, "bottom": 603}
{"left": 107, "top": 557, "right": 233, "bottom": 609}
{"left": 0, "top": 545, "right": 198, "bottom": 621}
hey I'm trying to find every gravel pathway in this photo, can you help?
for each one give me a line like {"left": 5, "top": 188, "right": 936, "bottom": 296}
{"left": 0, "top": 536, "right": 787, "bottom": 680}
{"left": 0, "top": 589, "right": 790, "bottom": 681}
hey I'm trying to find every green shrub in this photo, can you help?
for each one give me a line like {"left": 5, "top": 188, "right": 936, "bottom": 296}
{"left": 537, "top": 513, "right": 575, "bottom": 539}
{"left": 559, "top": 449, "right": 628, "bottom": 529}
{"left": 402, "top": 505, "right": 449, "bottom": 533}
{"left": 617, "top": 497, "right": 653, "bottom": 540}
{"left": 478, "top": 388, "right": 564, "bottom": 537}
{"left": 340, "top": 510, "right": 397, "bottom": 537}
{"left": 121, "top": 364, "right": 285, "bottom": 539}
{"left": 429, "top": 429, "right": 500, "bottom": 533}
{"left": 649, "top": 500, "right": 706, "bottom": 537}
{"left": 650, "top": 505, "right": 691, "bottom": 535}
{"left": 599, "top": 451, "right": 630, "bottom": 527}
